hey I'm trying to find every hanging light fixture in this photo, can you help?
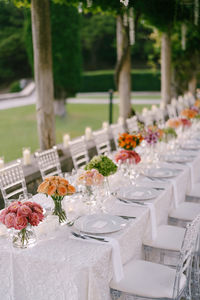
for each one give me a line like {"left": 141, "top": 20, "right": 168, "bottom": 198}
{"left": 194, "top": 0, "right": 199, "bottom": 25}
{"left": 120, "top": 0, "right": 129, "bottom": 6}
{"left": 129, "top": 7, "right": 135, "bottom": 45}
{"left": 181, "top": 23, "right": 187, "bottom": 50}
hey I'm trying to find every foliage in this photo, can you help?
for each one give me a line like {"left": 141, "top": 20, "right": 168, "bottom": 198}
{"left": 0, "top": 1, "right": 31, "bottom": 84}
{"left": 80, "top": 69, "right": 160, "bottom": 92}
{"left": 85, "top": 155, "right": 118, "bottom": 176}
{"left": 9, "top": 80, "right": 22, "bottom": 93}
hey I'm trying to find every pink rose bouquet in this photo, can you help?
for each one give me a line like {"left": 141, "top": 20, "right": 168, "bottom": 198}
{"left": 77, "top": 169, "right": 104, "bottom": 186}
{"left": 180, "top": 118, "right": 192, "bottom": 128}
{"left": 0, "top": 201, "right": 44, "bottom": 247}
{"left": 115, "top": 149, "right": 141, "bottom": 164}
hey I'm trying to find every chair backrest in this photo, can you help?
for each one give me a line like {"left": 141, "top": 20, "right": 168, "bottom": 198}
{"left": 93, "top": 129, "right": 111, "bottom": 155}
{"left": 69, "top": 136, "right": 89, "bottom": 170}
{"left": 110, "top": 123, "right": 125, "bottom": 150}
{"left": 173, "top": 214, "right": 200, "bottom": 298}
{"left": 35, "top": 146, "right": 62, "bottom": 180}
{"left": 0, "top": 161, "right": 28, "bottom": 204}
{"left": 126, "top": 116, "right": 138, "bottom": 133}
{"left": 167, "top": 104, "right": 177, "bottom": 119}
{"left": 153, "top": 108, "right": 165, "bottom": 125}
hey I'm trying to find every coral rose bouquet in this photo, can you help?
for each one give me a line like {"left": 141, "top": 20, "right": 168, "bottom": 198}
{"left": 37, "top": 176, "right": 76, "bottom": 224}
{"left": 115, "top": 149, "right": 141, "bottom": 164}
{"left": 0, "top": 201, "right": 44, "bottom": 248}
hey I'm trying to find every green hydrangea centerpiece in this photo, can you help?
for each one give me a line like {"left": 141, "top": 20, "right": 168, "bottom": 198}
{"left": 85, "top": 155, "right": 118, "bottom": 177}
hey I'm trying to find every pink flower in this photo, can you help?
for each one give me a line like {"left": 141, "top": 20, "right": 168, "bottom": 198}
{"left": 29, "top": 212, "right": 40, "bottom": 226}
{"left": 17, "top": 205, "right": 32, "bottom": 217}
{"left": 37, "top": 213, "right": 44, "bottom": 222}
{"left": 8, "top": 201, "right": 21, "bottom": 213}
{"left": 23, "top": 201, "right": 34, "bottom": 209}
{"left": 14, "top": 215, "right": 28, "bottom": 230}
{"left": 0, "top": 208, "right": 9, "bottom": 224}
{"left": 4, "top": 213, "right": 16, "bottom": 228}
{"left": 32, "top": 203, "right": 43, "bottom": 215}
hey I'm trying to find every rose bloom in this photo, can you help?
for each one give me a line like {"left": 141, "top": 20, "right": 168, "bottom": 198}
{"left": 4, "top": 212, "right": 16, "bottom": 228}
{"left": 29, "top": 212, "right": 40, "bottom": 226}
{"left": 17, "top": 205, "right": 32, "bottom": 217}
{"left": 47, "top": 184, "right": 57, "bottom": 196}
{"left": 57, "top": 184, "right": 68, "bottom": 196}
{"left": 0, "top": 208, "right": 9, "bottom": 224}
{"left": 32, "top": 203, "right": 43, "bottom": 215}
{"left": 14, "top": 215, "right": 28, "bottom": 230}
{"left": 67, "top": 184, "right": 76, "bottom": 194}
{"left": 8, "top": 201, "right": 21, "bottom": 213}
{"left": 37, "top": 181, "right": 49, "bottom": 194}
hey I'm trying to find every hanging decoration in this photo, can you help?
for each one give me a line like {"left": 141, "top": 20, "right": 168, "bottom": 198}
{"left": 181, "top": 23, "right": 187, "bottom": 50}
{"left": 87, "top": 0, "right": 92, "bottom": 7}
{"left": 123, "top": 11, "right": 128, "bottom": 26}
{"left": 78, "top": 2, "right": 83, "bottom": 13}
{"left": 194, "top": 0, "right": 199, "bottom": 25}
{"left": 120, "top": 0, "right": 129, "bottom": 6}
{"left": 129, "top": 7, "right": 135, "bottom": 45}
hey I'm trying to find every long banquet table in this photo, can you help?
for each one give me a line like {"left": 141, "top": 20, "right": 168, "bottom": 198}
{"left": 1, "top": 147, "right": 200, "bottom": 300}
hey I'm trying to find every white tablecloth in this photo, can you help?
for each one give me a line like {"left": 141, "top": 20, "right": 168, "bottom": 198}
{"left": 0, "top": 148, "right": 200, "bottom": 300}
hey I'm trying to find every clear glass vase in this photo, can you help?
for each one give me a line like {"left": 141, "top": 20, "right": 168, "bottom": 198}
{"left": 12, "top": 225, "right": 37, "bottom": 249}
{"left": 51, "top": 195, "right": 67, "bottom": 224}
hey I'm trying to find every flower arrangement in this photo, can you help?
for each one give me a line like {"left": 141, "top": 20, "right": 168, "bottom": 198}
{"left": 37, "top": 176, "right": 76, "bottom": 223}
{"left": 76, "top": 169, "right": 104, "bottom": 186}
{"left": 0, "top": 201, "right": 44, "bottom": 248}
{"left": 115, "top": 149, "right": 141, "bottom": 164}
{"left": 180, "top": 118, "right": 192, "bottom": 128}
{"left": 181, "top": 108, "right": 198, "bottom": 119}
{"left": 194, "top": 99, "right": 200, "bottom": 108}
{"left": 85, "top": 155, "right": 117, "bottom": 177}
{"left": 163, "top": 127, "right": 177, "bottom": 139}
{"left": 144, "top": 128, "right": 159, "bottom": 145}
{"left": 166, "top": 118, "right": 182, "bottom": 129}
{"left": 118, "top": 132, "right": 143, "bottom": 150}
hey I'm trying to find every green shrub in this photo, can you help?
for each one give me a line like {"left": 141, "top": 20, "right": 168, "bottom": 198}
{"left": 9, "top": 81, "right": 22, "bottom": 93}
{"left": 79, "top": 70, "right": 161, "bottom": 92}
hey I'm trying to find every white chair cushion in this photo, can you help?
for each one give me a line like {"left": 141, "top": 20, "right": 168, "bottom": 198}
{"left": 143, "top": 225, "right": 185, "bottom": 251}
{"left": 187, "top": 183, "right": 200, "bottom": 197}
{"left": 169, "top": 202, "right": 200, "bottom": 221}
{"left": 110, "top": 259, "right": 186, "bottom": 298}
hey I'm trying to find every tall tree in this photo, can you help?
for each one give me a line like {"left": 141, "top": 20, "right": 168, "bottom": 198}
{"left": 31, "top": 0, "right": 56, "bottom": 149}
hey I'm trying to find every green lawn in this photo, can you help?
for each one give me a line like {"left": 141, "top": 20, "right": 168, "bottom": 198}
{"left": 0, "top": 103, "right": 152, "bottom": 162}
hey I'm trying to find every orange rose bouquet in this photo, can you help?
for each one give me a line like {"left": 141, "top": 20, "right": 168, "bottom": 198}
{"left": 180, "top": 108, "right": 198, "bottom": 119}
{"left": 37, "top": 176, "right": 76, "bottom": 223}
{"left": 118, "top": 133, "right": 143, "bottom": 150}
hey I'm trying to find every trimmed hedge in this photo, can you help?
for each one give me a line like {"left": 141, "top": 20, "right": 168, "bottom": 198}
{"left": 79, "top": 70, "right": 161, "bottom": 92}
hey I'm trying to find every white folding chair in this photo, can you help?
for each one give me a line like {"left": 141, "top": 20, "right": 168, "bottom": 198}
{"left": 110, "top": 215, "right": 200, "bottom": 300}
{"left": 35, "top": 146, "right": 62, "bottom": 180}
{"left": 93, "top": 129, "right": 111, "bottom": 155}
{"left": 110, "top": 123, "right": 125, "bottom": 150}
{"left": 0, "top": 160, "right": 28, "bottom": 205}
{"left": 167, "top": 104, "right": 178, "bottom": 119}
{"left": 126, "top": 116, "right": 138, "bottom": 133}
{"left": 69, "top": 136, "right": 89, "bottom": 170}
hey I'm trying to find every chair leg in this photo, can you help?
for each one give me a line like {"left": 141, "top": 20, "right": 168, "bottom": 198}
{"left": 110, "top": 288, "right": 122, "bottom": 300}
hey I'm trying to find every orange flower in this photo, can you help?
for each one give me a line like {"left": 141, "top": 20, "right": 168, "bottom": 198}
{"left": 59, "top": 178, "right": 69, "bottom": 186}
{"left": 47, "top": 184, "right": 57, "bottom": 196}
{"left": 67, "top": 184, "right": 76, "bottom": 194}
{"left": 37, "top": 181, "right": 49, "bottom": 194}
{"left": 57, "top": 184, "right": 68, "bottom": 196}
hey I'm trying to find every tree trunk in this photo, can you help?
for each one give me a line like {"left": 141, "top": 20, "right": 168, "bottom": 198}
{"left": 188, "top": 75, "right": 197, "bottom": 96}
{"left": 116, "top": 15, "right": 132, "bottom": 122}
{"left": 31, "top": 0, "right": 56, "bottom": 150}
{"left": 161, "top": 32, "right": 171, "bottom": 106}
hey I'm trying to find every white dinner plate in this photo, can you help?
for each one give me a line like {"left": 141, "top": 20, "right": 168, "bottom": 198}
{"left": 116, "top": 186, "right": 158, "bottom": 201}
{"left": 74, "top": 214, "right": 125, "bottom": 234}
{"left": 143, "top": 167, "right": 177, "bottom": 179}
{"left": 163, "top": 155, "right": 193, "bottom": 163}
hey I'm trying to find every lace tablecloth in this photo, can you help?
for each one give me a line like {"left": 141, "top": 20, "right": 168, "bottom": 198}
{"left": 0, "top": 151, "right": 200, "bottom": 300}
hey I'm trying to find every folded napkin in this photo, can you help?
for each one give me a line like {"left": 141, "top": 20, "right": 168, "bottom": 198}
{"left": 171, "top": 181, "right": 179, "bottom": 209}
{"left": 187, "top": 163, "right": 195, "bottom": 189}
{"left": 70, "top": 234, "right": 124, "bottom": 282}
{"left": 145, "top": 202, "right": 157, "bottom": 240}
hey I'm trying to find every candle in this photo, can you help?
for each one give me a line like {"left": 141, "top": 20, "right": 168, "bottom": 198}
{"left": 102, "top": 121, "right": 109, "bottom": 130}
{"left": 63, "top": 134, "right": 70, "bottom": 148}
{"left": 0, "top": 157, "right": 4, "bottom": 169}
{"left": 23, "top": 148, "right": 31, "bottom": 165}
{"left": 160, "top": 102, "right": 165, "bottom": 110}
{"left": 118, "top": 117, "right": 124, "bottom": 125}
{"left": 85, "top": 127, "right": 92, "bottom": 140}
{"left": 151, "top": 105, "right": 158, "bottom": 112}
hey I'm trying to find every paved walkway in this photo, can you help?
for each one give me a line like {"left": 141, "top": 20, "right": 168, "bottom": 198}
{"left": 0, "top": 90, "right": 161, "bottom": 110}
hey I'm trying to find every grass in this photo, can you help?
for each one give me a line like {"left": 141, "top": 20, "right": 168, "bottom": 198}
{"left": 0, "top": 103, "right": 152, "bottom": 162}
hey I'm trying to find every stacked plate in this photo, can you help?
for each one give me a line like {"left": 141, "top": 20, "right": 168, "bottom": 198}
{"left": 143, "top": 167, "right": 178, "bottom": 179}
